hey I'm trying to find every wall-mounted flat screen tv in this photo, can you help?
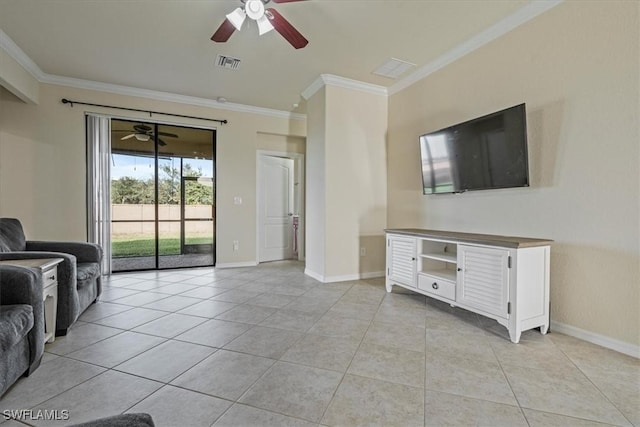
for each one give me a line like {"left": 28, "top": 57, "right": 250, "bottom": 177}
{"left": 419, "top": 103, "right": 529, "bottom": 194}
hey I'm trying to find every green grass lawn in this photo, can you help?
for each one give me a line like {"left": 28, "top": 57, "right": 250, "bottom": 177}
{"left": 112, "top": 237, "right": 213, "bottom": 257}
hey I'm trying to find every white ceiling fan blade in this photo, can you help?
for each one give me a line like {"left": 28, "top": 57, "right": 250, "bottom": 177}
{"left": 121, "top": 134, "right": 135, "bottom": 140}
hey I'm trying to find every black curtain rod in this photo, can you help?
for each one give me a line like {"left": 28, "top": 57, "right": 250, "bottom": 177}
{"left": 61, "top": 98, "right": 228, "bottom": 124}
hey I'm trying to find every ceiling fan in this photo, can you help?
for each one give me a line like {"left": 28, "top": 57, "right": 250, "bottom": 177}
{"left": 115, "top": 124, "right": 178, "bottom": 147}
{"left": 211, "top": 0, "right": 308, "bottom": 49}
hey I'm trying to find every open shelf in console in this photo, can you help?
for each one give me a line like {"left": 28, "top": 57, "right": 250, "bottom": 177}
{"left": 418, "top": 239, "right": 458, "bottom": 281}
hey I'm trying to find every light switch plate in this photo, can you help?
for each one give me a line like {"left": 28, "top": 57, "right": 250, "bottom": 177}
{"left": 234, "top": 196, "right": 242, "bottom": 205}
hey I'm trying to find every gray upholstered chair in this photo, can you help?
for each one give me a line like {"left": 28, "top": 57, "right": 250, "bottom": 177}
{"left": 0, "top": 265, "right": 45, "bottom": 397}
{"left": 0, "top": 218, "right": 103, "bottom": 336}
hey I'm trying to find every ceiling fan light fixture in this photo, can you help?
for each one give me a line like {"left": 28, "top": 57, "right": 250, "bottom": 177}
{"left": 245, "top": 0, "right": 265, "bottom": 20}
{"left": 226, "top": 7, "right": 246, "bottom": 31}
{"left": 257, "top": 15, "right": 274, "bottom": 35}
{"left": 134, "top": 134, "right": 150, "bottom": 142}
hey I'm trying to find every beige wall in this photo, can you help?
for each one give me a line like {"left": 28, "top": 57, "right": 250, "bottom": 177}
{"left": 387, "top": 2, "right": 639, "bottom": 346}
{"left": 305, "top": 87, "right": 327, "bottom": 277}
{"left": 306, "top": 84, "right": 388, "bottom": 280}
{"left": 0, "top": 83, "right": 305, "bottom": 266}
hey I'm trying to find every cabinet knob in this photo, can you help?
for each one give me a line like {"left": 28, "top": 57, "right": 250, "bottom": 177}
{"left": 457, "top": 268, "right": 462, "bottom": 272}
{"left": 411, "top": 257, "right": 416, "bottom": 261}
{"left": 432, "top": 282, "right": 439, "bottom": 290}
{"left": 48, "top": 275, "right": 55, "bottom": 281}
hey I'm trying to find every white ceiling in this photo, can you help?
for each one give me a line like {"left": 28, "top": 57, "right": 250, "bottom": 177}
{"left": 0, "top": 0, "right": 541, "bottom": 114}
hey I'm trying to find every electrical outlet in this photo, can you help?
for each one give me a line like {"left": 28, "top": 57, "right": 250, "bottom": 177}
{"left": 233, "top": 240, "right": 239, "bottom": 251}
{"left": 360, "top": 247, "right": 366, "bottom": 257}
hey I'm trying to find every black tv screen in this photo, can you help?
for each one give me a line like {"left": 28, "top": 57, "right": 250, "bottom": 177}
{"left": 419, "top": 104, "right": 529, "bottom": 194}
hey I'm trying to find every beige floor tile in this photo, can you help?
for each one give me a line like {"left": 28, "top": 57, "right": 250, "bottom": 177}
{"left": 339, "top": 284, "right": 386, "bottom": 306}
{"left": 45, "top": 323, "right": 123, "bottom": 355}
{"left": 322, "top": 374, "right": 424, "bottom": 427}
{"left": 176, "top": 300, "right": 237, "bottom": 318}
{"left": 488, "top": 334, "right": 576, "bottom": 371}
{"left": 247, "top": 293, "right": 296, "bottom": 309}
{"left": 259, "top": 309, "right": 324, "bottom": 332}
{"left": 211, "top": 289, "right": 263, "bottom": 303}
{"left": 502, "top": 363, "right": 631, "bottom": 426}
{"left": 115, "top": 340, "right": 215, "bottom": 382}
{"left": 171, "top": 349, "right": 275, "bottom": 400}
{"left": 30, "top": 371, "right": 161, "bottom": 426}
{"left": 141, "top": 295, "right": 202, "bottom": 312}
{"left": 213, "top": 404, "right": 316, "bottom": 427}
{"left": 281, "top": 333, "right": 361, "bottom": 372}
{"left": 424, "top": 352, "right": 517, "bottom": 405}
{"left": 131, "top": 313, "right": 207, "bottom": 338}
{"left": 174, "top": 318, "right": 251, "bottom": 347}
{"left": 180, "top": 286, "right": 229, "bottom": 299}
{"left": 224, "top": 326, "right": 303, "bottom": 358}
{"left": 215, "top": 304, "right": 277, "bottom": 324}
{"left": 153, "top": 282, "right": 200, "bottom": 295}
{"left": 239, "top": 361, "right": 343, "bottom": 423}
{"left": 283, "top": 296, "right": 336, "bottom": 313}
{"left": 523, "top": 408, "right": 622, "bottom": 427}
{"left": 328, "top": 300, "right": 379, "bottom": 321}
{"left": 307, "top": 313, "right": 370, "bottom": 340}
{"left": 77, "top": 302, "right": 132, "bottom": 322}
{"left": 348, "top": 342, "right": 425, "bottom": 388}
{"left": 92, "top": 307, "right": 168, "bottom": 330}
{"left": 127, "top": 385, "right": 231, "bottom": 427}
{"left": 363, "top": 320, "right": 426, "bottom": 352}
{"left": 66, "top": 331, "right": 165, "bottom": 367}
{"left": 374, "top": 303, "right": 427, "bottom": 327}
{"left": 111, "top": 291, "right": 170, "bottom": 307}
{"left": 98, "top": 288, "right": 141, "bottom": 302}
{"left": 423, "top": 390, "right": 527, "bottom": 426}
{"left": 0, "top": 358, "right": 105, "bottom": 411}
{"left": 425, "top": 328, "right": 497, "bottom": 363}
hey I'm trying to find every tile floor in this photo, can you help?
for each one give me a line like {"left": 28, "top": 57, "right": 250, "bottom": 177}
{"left": 1, "top": 261, "right": 638, "bottom": 427}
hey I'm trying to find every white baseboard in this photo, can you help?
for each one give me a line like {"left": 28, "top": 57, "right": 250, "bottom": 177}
{"left": 303, "top": 269, "right": 385, "bottom": 283}
{"left": 215, "top": 261, "right": 258, "bottom": 269}
{"left": 551, "top": 321, "right": 639, "bottom": 358}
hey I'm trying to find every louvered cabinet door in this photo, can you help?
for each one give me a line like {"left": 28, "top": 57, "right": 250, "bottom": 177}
{"left": 457, "top": 245, "right": 509, "bottom": 318}
{"left": 387, "top": 236, "right": 416, "bottom": 287}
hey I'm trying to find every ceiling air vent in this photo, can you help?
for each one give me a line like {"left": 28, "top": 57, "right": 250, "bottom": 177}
{"left": 215, "top": 54, "right": 241, "bottom": 70}
{"left": 372, "top": 58, "right": 416, "bottom": 79}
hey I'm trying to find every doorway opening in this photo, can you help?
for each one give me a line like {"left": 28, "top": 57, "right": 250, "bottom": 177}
{"left": 257, "top": 151, "right": 305, "bottom": 263}
{"left": 110, "top": 119, "right": 216, "bottom": 272}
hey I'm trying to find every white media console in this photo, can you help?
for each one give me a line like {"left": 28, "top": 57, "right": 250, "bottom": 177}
{"left": 385, "top": 229, "right": 552, "bottom": 343}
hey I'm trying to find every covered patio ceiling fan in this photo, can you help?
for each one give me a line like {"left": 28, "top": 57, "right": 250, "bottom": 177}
{"left": 211, "top": 0, "right": 308, "bottom": 49}
{"left": 114, "top": 124, "right": 178, "bottom": 147}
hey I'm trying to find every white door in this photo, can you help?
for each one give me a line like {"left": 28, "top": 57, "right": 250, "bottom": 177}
{"left": 259, "top": 155, "right": 295, "bottom": 262}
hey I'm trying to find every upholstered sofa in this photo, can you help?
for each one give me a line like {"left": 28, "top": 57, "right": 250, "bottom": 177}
{"left": 0, "top": 218, "right": 103, "bottom": 336}
{"left": 0, "top": 265, "right": 44, "bottom": 397}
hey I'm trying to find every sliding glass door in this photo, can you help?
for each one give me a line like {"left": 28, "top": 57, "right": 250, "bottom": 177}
{"left": 110, "top": 119, "right": 215, "bottom": 272}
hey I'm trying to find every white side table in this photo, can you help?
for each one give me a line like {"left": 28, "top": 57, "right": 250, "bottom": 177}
{"left": 0, "top": 258, "right": 64, "bottom": 343}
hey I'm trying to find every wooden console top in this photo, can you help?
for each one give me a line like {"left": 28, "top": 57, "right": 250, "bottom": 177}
{"left": 385, "top": 229, "right": 553, "bottom": 249}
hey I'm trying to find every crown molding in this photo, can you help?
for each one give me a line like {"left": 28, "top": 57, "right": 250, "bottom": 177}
{"left": 0, "top": 29, "right": 45, "bottom": 81}
{"left": 40, "top": 73, "right": 306, "bottom": 120}
{"left": 302, "top": 74, "right": 387, "bottom": 100}
{"left": 1, "top": 29, "right": 305, "bottom": 121}
{"left": 389, "top": 0, "right": 564, "bottom": 95}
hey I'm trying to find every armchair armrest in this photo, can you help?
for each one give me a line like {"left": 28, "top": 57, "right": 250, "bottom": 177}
{"left": 26, "top": 241, "right": 102, "bottom": 264}
{"left": 0, "top": 265, "right": 45, "bottom": 369}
